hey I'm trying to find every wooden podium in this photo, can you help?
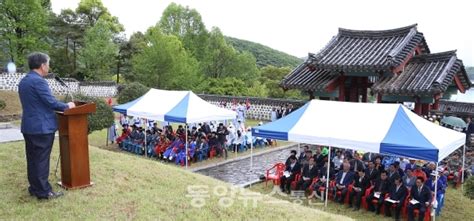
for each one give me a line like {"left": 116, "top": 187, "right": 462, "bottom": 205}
{"left": 56, "top": 101, "right": 96, "bottom": 189}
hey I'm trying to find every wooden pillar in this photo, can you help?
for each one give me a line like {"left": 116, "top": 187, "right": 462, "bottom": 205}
{"left": 414, "top": 97, "right": 422, "bottom": 115}
{"left": 308, "top": 90, "right": 315, "bottom": 100}
{"left": 432, "top": 93, "right": 441, "bottom": 110}
{"left": 362, "top": 77, "right": 368, "bottom": 103}
{"left": 338, "top": 76, "right": 346, "bottom": 101}
{"left": 421, "top": 103, "right": 431, "bottom": 116}
{"left": 377, "top": 93, "right": 382, "bottom": 103}
{"left": 350, "top": 77, "right": 358, "bottom": 102}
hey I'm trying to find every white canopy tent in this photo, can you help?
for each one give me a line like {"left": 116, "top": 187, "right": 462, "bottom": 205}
{"left": 252, "top": 100, "right": 466, "bottom": 215}
{"left": 113, "top": 88, "right": 237, "bottom": 167}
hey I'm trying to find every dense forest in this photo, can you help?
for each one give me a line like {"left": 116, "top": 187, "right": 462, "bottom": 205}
{"left": 0, "top": 0, "right": 304, "bottom": 100}
{"left": 225, "top": 36, "right": 302, "bottom": 68}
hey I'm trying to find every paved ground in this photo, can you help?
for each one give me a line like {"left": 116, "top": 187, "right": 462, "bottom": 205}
{"left": 195, "top": 144, "right": 296, "bottom": 187}
{"left": 0, "top": 126, "right": 23, "bottom": 143}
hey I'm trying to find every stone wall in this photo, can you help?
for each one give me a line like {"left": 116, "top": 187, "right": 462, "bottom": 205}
{"left": 0, "top": 73, "right": 117, "bottom": 97}
{"left": 198, "top": 94, "right": 306, "bottom": 121}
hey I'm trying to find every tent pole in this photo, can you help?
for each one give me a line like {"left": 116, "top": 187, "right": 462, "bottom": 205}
{"left": 462, "top": 144, "right": 466, "bottom": 194}
{"left": 325, "top": 146, "right": 331, "bottom": 208}
{"left": 250, "top": 136, "right": 253, "bottom": 172}
{"left": 433, "top": 162, "right": 439, "bottom": 221}
{"left": 144, "top": 119, "right": 147, "bottom": 157}
{"left": 185, "top": 124, "right": 188, "bottom": 169}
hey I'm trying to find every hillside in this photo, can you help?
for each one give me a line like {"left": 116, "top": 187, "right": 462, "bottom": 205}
{"left": 0, "top": 140, "right": 351, "bottom": 220}
{"left": 0, "top": 90, "right": 21, "bottom": 115}
{"left": 225, "top": 36, "right": 302, "bottom": 68}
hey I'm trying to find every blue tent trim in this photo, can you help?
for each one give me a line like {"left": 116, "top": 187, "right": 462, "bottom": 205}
{"left": 164, "top": 92, "right": 191, "bottom": 123}
{"left": 112, "top": 95, "right": 144, "bottom": 115}
{"left": 252, "top": 102, "right": 310, "bottom": 140}
{"left": 380, "top": 107, "right": 438, "bottom": 162}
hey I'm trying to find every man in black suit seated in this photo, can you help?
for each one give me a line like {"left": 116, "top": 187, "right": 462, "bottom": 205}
{"left": 333, "top": 162, "right": 355, "bottom": 204}
{"left": 366, "top": 170, "right": 390, "bottom": 214}
{"left": 384, "top": 177, "right": 407, "bottom": 221}
{"left": 407, "top": 177, "right": 432, "bottom": 221}
{"left": 365, "top": 161, "right": 379, "bottom": 183}
{"left": 280, "top": 155, "right": 301, "bottom": 194}
{"left": 298, "top": 145, "right": 310, "bottom": 161}
{"left": 296, "top": 157, "right": 318, "bottom": 191}
{"left": 348, "top": 169, "right": 370, "bottom": 210}
{"left": 285, "top": 150, "right": 297, "bottom": 166}
{"left": 388, "top": 163, "right": 401, "bottom": 186}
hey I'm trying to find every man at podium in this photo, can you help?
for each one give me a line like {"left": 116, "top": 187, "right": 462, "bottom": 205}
{"left": 18, "top": 52, "right": 75, "bottom": 200}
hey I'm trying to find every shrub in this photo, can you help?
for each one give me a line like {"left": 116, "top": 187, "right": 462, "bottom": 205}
{"left": 0, "top": 99, "right": 5, "bottom": 110}
{"left": 117, "top": 82, "right": 149, "bottom": 104}
{"left": 465, "top": 175, "right": 474, "bottom": 200}
{"left": 65, "top": 94, "right": 114, "bottom": 134}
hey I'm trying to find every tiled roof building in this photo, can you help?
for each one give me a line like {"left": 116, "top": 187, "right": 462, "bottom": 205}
{"left": 281, "top": 24, "right": 472, "bottom": 115}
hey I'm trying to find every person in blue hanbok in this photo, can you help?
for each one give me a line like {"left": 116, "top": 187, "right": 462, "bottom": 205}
{"left": 108, "top": 122, "right": 117, "bottom": 144}
{"left": 163, "top": 137, "right": 184, "bottom": 161}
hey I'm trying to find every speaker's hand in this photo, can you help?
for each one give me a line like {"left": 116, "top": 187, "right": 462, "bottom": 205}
{"left": 67, "top": 102, "right": 76, "bottom": 109}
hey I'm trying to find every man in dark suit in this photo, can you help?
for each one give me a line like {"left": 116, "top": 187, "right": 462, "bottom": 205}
{"left": 285, "top": 150, "right": 297, "bottom": 166}
{"left": 384, "top": 177, "right": 408, "bottom": 220}
{"left": 366, "top": 170, "right": 390, "bottom": 214}
{"left": 280, "top": 155, "right": 301, "bottom": 193}
{"left": 365, "top": 161, "right": 379, "bottom": 183}
{"left": 349, "top": 154, "right": 365, "bottom": 172}
{"left": 348, "top": 169, "right": 370, "bottom": 210}
{"left": 333, "top": 163, "right": 355, "bottom": 204}
{"left": 362, "top": 152, "right": 378, "bottom": 164}
{"left": 407, "top": 177, "right": 432, "bottom": 221}
{"left": 296, "top": 157, "right": 318, "bottom": 191}
{"left": 298, "top": 145, "right": 310, "bottom": 162}
{"left": 18, "top": 52, "right": 75, "bottom": 200}
{"left": 388, "top": 163, "right": 401, "bottom": 186}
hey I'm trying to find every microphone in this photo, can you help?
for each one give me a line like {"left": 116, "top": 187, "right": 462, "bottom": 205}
{"left": 54, "top": 75, "right": 74, "bottom": 101}
{"left": 54, "top": 75, "right": 68, "bottom": 88}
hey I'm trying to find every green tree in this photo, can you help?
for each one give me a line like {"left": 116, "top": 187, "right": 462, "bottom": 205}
{"left": 116, "top": 32, "right": 147, "bottom": 83}
{"left": 48, "top": 0, "right": 123, "bottom": 77}
{"left": 260, "top": 65, "right": 302, "bottom": 98}
{"left": 75, "top": 0, "right": 123, "bottom": 33}
{"left": 48, "top": 9, "right": 84, "bottom": 76}
{"left": 202, "top": 27, "right": 259, "bottom": 83}
{"left": 0, "top": 0, "right": 49, "bottom": 67}
{"left": 117, "top": 82, "right": 149, "bottom": 104}
{"left": 158, "top": 3, "right": 209, "bottom": 61}
{"left": 79, "top": 19, "right": 118, "bottom": 80}
{"left": 225, "top": 36, "right": 302, "bottom": 68}
{"left": 64, "top": 94, "right": 113, "bottom": 134}
{"left": 131, "top": 27, "right": 200, "bottom": 90}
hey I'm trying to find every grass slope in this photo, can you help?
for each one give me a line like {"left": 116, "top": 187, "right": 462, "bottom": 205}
{"left": 0, "top": 141, "right": 350, "bottom": 220}
{"left": 0, "top": 90, "right": 22, "bottom": 115}
{"left": 250, "top": 182, "right": 474, "bottom": 221}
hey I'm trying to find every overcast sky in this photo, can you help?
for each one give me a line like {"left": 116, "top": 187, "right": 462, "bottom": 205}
{"left": 51, "top": 0, "right": 474, "bottom": 66}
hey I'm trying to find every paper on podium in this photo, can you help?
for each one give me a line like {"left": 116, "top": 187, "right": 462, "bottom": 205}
{"left": 283, "top": 171, "right": 290, "bottom": 178}
{"left": 410, "top": 199, "right": 420, "bottom": 205}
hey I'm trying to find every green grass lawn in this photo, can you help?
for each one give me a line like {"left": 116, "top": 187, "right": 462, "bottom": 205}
{"left": 0, "top": 141, "right": 350, "bottom": 220}
{"left": 249, "top": 182, "right": 474, "bottom": 221}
